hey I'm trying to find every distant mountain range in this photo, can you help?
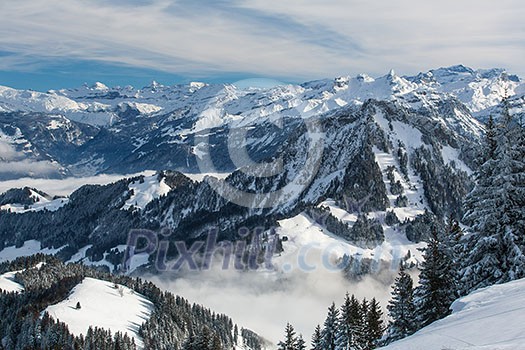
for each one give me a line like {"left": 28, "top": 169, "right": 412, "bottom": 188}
{"left": 0, "top": 65, "right": 523, "bottom": 180}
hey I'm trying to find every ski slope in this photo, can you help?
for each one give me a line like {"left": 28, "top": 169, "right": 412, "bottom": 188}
{"left": 45, "top": 277, "right": 154, "bottom": 348}
{"left": 380, "top": 278, "right": 525, "bottom": 350}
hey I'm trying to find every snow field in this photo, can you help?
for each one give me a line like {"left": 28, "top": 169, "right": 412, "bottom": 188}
{"left": 46, "top": 277, "right": 153, "bottom": 348}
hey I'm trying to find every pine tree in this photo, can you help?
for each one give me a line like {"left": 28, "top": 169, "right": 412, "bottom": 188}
{"left": 416, "top": 228, "right": 456, "bottom": 327}
{"left": 364, "top": 298, "right": 384, "bottom": 350}
{"left": 385, "top": 265, "right": 417, "bottom": 343}
{"left": 277, "top": 323, "right": 297, "bottom": 350}
{"left": 335, "top": 293, "right": 352, "bottom": 349}
{"left": 321, "top": 303, "right": 339, "bottom": 350}
{"left": 501, "top": 105, "right": 525, "bottom": 281}
{"left": 445, "top": 214, "right": 462, "bottom": 294}
{"left": 311, "top": 325, "right": 322, "bottom": 350}
{"left": 296, "top": 334, "right": 306, "bottom": 350}
{"left": 461, "top": 99, "right": 525, "bottom": 293}
{"left": 483, "top": 115, "right": 498, "bottom": 165}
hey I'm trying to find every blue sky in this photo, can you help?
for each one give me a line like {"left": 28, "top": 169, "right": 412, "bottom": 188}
{"left": 0, "top": 0, "right": 523, "bottom": 90}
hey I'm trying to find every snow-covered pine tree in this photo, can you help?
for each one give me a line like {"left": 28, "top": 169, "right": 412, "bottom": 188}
{"left": 277, "top": 323, "right": 298, "bottom": 350}
{"left": 363, "top": 298, "right": 385, "bottom": 350}
{"left": 415, "top": 228, "right": 456, "bottom": 327}
{"left": 335, "top": 293, "right": 351, "bottom": 349}
{"left": 296, "top": 334, "right": 306, "bottom": 350}
{"left": 461, "top": 99, "right": 525, "bottom": 293}
{"left": 501, "top": 103, "right": 525, "bottom": 282}
{"left": 385, "top": 264, "right": 417, "bottom": 344}
{"left": 321, "top": 303, "right": 340, "bottom": 350}
{"left": 311, "top": 325, "right": 322, "bottom": 350}
{"left": 336, "top": 293, "right": 365, "bottom": 350}
{"left": 445, "top": 214, "right": 462, "bottom": 296}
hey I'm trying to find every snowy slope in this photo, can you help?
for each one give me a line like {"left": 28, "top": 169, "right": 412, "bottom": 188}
{"left": 380, "top": 278, "right": 525, "bottom": 350}
{"left": 0, "top": 262, "right": 46, "bottom": 293}
{"left": 0, "top": 240, "right": 65, "bottom": 263}
{"left": 122, "top": 173, "right": 171, "bottom": 210}
{"left": 0, "top": 85, "right": 85, "bottom": 113}
{"left": 46, "top": 277, "right": 153, "bottom": 348}
{"left": 275, "top": 211, "right": 425, "bottom": 274}
{"left": 0, "top": 270, "right": 24, "bottom": 293}
{"left": 0, "top": 188, "right": 68, "bottom": 213}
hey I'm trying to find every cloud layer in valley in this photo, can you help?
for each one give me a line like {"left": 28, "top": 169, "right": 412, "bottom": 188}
{"left": 147, "top": 249, "right": 399, "bottom": 345}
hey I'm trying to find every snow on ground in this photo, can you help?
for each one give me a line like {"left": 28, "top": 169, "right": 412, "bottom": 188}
{"left": 0, "top": 194, "right": 68, "bottom": 213}
{"left": 374, "top": 112, "right": 424, "bottom": 150}
{"left": 0, "top": 240, "right": 65, "bottom": 263}
{"left": 157, "top": 210, "right": 420, "bottom": 348}
{"left": 66, "top": 245, "right": 93, "bottom": 264}
{"left": 120, "top": 102, "right": 163, "bottom": 115}
{"left": 275, "top": 212, "right": 425, "bottom": 273}
{"left": 122, "top": 174, "right": 171, "bottom": 210}
{"left": 66, "top": 244, "right": 120, "bottom": 271}
{"left": 46, "top": 277, "right": 153, "bottom": 348}
{"left": 66, "top": 244, "right": 148, "bottom": 273}
{"left": 0, "top": 270, "right": 24, "bottom": 293}
{"left": 441, "top": 145, "right": 472, "bottom": 175}
{"left": 372, "top": 112, "right": 430, "bottom": 215}
{"left": 0, "top": 262, "right": 46, "bottom": 293}
{"left": 182, "top": 172, "right": 231, "bottom": 182}
{"left": 372, "top": 147, "right": 428, "bottom": 219}
{"left": 380, "top": 278, "right": 525, "bottom": 350}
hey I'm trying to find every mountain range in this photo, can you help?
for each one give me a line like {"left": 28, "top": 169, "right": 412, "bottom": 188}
{"left": 0, "top": 65, "right": 522, "bottom": 270}
{"left": 0, "top": 65, "right": 523, "bottom": 180}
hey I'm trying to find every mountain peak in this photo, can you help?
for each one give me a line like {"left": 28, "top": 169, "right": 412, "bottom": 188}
{"left": 91, "top": 82, "right": 109, "bottom": 91}
{"left": 356, "top": 73, "right": 375, "bottom": 83}
{"left": 144, "top": 80, "right": 164, "bottom": 91}
{"left": 444, "top": 64, "right": 475, "bottom": 74}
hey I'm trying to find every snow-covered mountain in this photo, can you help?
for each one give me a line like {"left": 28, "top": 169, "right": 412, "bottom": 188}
{"left": 0, "top": 97, "right": 475, "bottom": 273}
{"left": 0, "top": 66, "right": 510, "bottom": 279}
{"left": 0, "top": 65, "right": 521, "bottom": 179}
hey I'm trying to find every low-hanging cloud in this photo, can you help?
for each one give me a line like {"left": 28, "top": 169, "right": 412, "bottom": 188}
{"left": 0, "top": 140, "right": 18, "bottom": 161}
{"left": 0, "top": 171, "right": 153, "bottom": 196}
{"left": 147, "top": 251, "right": 397, "bottom": 346}
{"left": 0, "top": 159, "right": 61, "bottom": 179}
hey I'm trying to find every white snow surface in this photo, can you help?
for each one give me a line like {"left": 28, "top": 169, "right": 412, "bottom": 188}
{"left": 46, "top": 277, "right": 153, "bottom": 348}
{"left": 275, "top": 210, "right": 425, "bottom": 273}
{"left": 0, "top": 189, "right": 68, "bottom": 213}
{"left": 1, "top": 65, "right": 518, "bottom": 132}
{"left": 0, "top": 262, "right": 46, "bottom": 293}
{"left": 182, "top": 172, "right": 231, "bottom": 182}
{"left": 0, "top": 270, "right": 24, "bottom": 293}
{"left": 441, "top": 145, "right": 472, "bottom": 175}
{"left": 0, "top": 240, "right": 64, "bottom": 263}
{"left": 123, "top": 173, "right": 171, "bottom": 210}
{"left": 380, "top": 277, "right": 525, "bottom": 350}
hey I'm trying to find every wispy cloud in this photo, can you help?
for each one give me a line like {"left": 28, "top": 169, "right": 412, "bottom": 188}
{"left": 0, "top": 0, "right": 523, "bottom": 84}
